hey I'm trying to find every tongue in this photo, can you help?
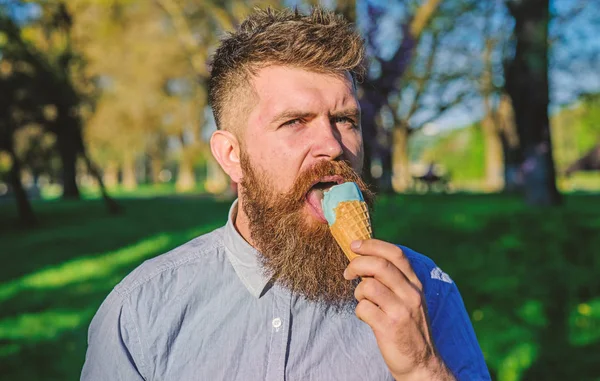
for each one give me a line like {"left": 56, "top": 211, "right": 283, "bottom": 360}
{"left": 306, "top": 188, "right": 326, "bottom": 220}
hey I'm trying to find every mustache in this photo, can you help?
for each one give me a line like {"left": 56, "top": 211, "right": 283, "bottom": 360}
{"left": 281, "top": 160, "right": 374, "bottom": 205}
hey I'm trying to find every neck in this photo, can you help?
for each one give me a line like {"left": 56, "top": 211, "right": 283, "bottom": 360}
{"left": 233, "top": 197, "right": 255, "bottom": 248}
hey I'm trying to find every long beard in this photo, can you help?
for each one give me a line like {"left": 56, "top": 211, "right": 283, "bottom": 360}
{"left": 239, "top": 152, "right": 374, "bottom": 311}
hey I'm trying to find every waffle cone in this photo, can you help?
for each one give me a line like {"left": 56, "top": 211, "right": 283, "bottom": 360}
{"left": 329, "top": 200, "right": 372, "bottom": 262}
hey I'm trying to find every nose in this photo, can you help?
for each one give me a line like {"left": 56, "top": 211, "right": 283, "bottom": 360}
{"left": 310, "top": 117, "right": 344, "bottom": 160}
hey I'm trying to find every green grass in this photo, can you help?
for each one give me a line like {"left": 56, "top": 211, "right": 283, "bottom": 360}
{"left": 40, "top": 182, "right": 207, "bottom": 200}
{"left": 1, "top": 194, "right": 600, "bottom": 380}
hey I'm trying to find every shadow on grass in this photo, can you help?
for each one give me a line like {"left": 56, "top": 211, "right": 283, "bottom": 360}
{"left": 0, "top": 197, "right": 232, "bottom": 282}
{"left": 2, "top": 194, "right": 600, "bottom": 380}
{"left": 0, "top": 278, "right": 111, "bottom": 380}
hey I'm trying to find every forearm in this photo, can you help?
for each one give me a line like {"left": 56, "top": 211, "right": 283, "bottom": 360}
{"left": 393, "top": 357, "right": 456, "bottom": 381}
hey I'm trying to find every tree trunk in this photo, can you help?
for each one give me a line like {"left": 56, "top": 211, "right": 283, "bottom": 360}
{"left": 176, "top": 152, "right": 196, "bottom": 192}
{"left": 7, "top": 147, "right": 37, "bottom": 227}
{"left": 496, "top": 95, "right": 522, "bottom": 192}
{"left": 505, "top": 0, "right": 561, "bottom": 205}
{"left": 103, "top": 161, "right": 119, "bottom": 188}
{"left": 150, "top": 157, "right": 163, "bottom": 184}
{"left": 379, "top": 130, "right": 394, "bottom": 194}
{"left": 481, "top": 32, "right": 506, "bottom": 193}
{"left": 204, "top": 157, "right": 228, "bottom": 195}
{"left": 392, "top": 126, "right": 411, "bottom": 192}
{"left": 482, "top": 114, "right": 504, "bottom": 192}
{"left": 122, "top": 155, "right": 137, "bottom": 191}
{"left": 82, "top": 152, "right": 122, "bottom": 215}
{"left": 57, "top": 132, "right": 80, "bottom": 199}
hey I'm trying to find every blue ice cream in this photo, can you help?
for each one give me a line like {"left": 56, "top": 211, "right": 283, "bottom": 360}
{"left": 321, "top": 182, "right": 364, "bottom": 226}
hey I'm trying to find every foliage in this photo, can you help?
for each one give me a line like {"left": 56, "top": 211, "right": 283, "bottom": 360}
{"left": 418, "top": 91, "right": 600, "bottom": 189}
{"left": 1, "top": 194, "right": 600, "bottom": 380}
{"left": 552, "top": 92, "right": 600, "bottom": 172}
{"left": 420, "top": 124, "right": 486, "bottom": 182}
{"left": 72, "top": 0, "right": 193, "bottom": 170}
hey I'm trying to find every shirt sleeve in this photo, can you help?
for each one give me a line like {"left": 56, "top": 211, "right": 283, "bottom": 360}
{"left": 428, "top": 278, "right": 491, "bottom": 381}
{"left": 401, "top": 247, "right": 491, "bottom": 381}
{"left": 81, "top": 289, "right": 148, "bottom": 381}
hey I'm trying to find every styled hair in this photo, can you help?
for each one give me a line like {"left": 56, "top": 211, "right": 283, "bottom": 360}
{"left": 208, "top": 6, "right": 365, "bottom": 132}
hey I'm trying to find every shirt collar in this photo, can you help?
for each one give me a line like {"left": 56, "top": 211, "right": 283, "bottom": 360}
{"left": 223, "top": 199, "right": 272, "bottom": 298}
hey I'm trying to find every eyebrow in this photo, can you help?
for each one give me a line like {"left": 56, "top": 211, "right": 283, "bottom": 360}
{"left": 270, "top": 110, "right": 317, "bottom": 125}
{"left": 270, "top": 108, "right": 361, "bottom": 125}
{"left": 331, "top": 108, "right": 360, "bottom": 120}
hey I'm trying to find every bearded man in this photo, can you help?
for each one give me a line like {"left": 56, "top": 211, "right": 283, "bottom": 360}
{"left": 82, "top": 7, "right": 490, "bottom": 381}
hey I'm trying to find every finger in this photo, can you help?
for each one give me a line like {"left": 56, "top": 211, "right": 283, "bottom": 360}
{"left": 355, "top": 299, "right": 388, "bottom": 333}
{"left": 354, "top": 277, "right": 403, "bottom": 316}
{"left": 346, "top": 256, "right": 421, "bottom": 306}
{"left": 350, "top": 239, "right": 422, "bottom": 290}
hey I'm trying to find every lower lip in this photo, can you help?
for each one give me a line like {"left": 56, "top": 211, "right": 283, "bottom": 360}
{"left": 305, "top": 199, "right": 328, "bottom": 224}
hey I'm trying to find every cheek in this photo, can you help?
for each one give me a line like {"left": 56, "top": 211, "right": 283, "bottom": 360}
{"left": 246, "top": 135, "right": 303, "bottom": 191}
{"left": 341, "top": 131, "right": 364, "bottom": 169}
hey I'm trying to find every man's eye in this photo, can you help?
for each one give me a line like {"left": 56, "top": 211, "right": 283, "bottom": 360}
{"left": 282, "top": 119, "right": 302, "bottom": 127}
{"left": 334, "top": 116, "right": 357, "bottom": 128}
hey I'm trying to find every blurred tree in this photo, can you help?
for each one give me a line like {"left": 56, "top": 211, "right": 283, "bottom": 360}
{"left": 548, "top": 0, "right": 599, "bottom": 107}
{"left": 154, "top": 0, "right": 278, "bottom": 194}
{"left": 479, "top": 2, "right": 504, "bottom": 192}
{"left": 495, "top": 94, "right": 521, "bottom": 192}
{"left": 388, "top": 0, "right": 481, "bottom": 192}
{"left": 504, "top": 0, "right": 561, "bottom": 205}
{"left": 3, "top": 1, "right": 121, "bottom": 213}
{"left": 0, "top": 15, "right": 39, "bottom": 226}
{"left": 20, "top": 1, "right": 85, "bottom": 200}
{"left": 73, "top": 0, "right": 189, "bottom": 191}
{"left": 13, "top": 124, "right": 58, "bottom": 186}
{"left": 359, "top": 0, "right": 444, "bottom": 193}
{"left": 478, "top": 0, "right": 519, "bottom": 192}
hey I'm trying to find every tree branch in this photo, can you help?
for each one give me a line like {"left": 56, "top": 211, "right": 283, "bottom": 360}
{"left": 154, "top": 0, "right": 208, "bottom": 77}
{"left": 406, "top": 31, "right": 441, "bottom": 120}
{"left": 410, "top": 0, "right": 443, "bottom": 38}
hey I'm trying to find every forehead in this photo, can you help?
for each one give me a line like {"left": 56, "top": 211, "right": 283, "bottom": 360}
{"left": 247, "top": 66, "right": 358, "bottom": 127}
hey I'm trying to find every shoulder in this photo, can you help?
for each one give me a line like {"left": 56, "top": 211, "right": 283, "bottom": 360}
{"left": 113, "top": 227, "right": 227, "bottom": 300}
{"left": 399, "top": 245, "right": 454, "bottom": 289}
{"left": 398, "top": 245, "right": 458, "bottom": 316}
{"left": 84, "top": 228, "right": 229, "bottom": 379}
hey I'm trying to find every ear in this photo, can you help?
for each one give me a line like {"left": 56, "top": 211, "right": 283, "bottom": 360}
{"left": 210, "top": 130, "right": 242, "bottom": 183}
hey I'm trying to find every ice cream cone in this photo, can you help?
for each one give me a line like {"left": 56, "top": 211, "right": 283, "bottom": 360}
{"left": 329, "top": 200, "right": 372, "bottom": 262}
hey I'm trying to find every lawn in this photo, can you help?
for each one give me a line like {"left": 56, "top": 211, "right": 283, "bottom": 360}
{"left": 1, "top": 194, "right": 600, "bottom": 380}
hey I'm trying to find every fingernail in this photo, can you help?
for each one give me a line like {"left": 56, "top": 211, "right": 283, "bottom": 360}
{"left": 343, "top": 268, "right": 349, "bottom": 279}
{"left": 351, "top": 240, "right": 361, "bottom": 250}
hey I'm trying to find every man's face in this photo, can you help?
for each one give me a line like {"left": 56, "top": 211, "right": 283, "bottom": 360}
{"left": 240, "top": 66, "right": 365, "bottom": 224}
{"left": 235, "top": 66, "right": 373, "bottom": 309}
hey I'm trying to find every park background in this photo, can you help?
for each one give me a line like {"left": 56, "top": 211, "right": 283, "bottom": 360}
{"left": 1, "top": 0, "right": 600, "bottom": 380}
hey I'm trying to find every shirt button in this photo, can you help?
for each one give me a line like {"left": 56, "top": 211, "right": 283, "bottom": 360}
{"left": 272, "top": 318, "right": 282, "bottom": 329}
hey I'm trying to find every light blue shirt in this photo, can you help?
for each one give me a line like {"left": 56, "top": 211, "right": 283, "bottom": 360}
{"left": 81, "top": 201, "right": 490, "bottom": 380}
